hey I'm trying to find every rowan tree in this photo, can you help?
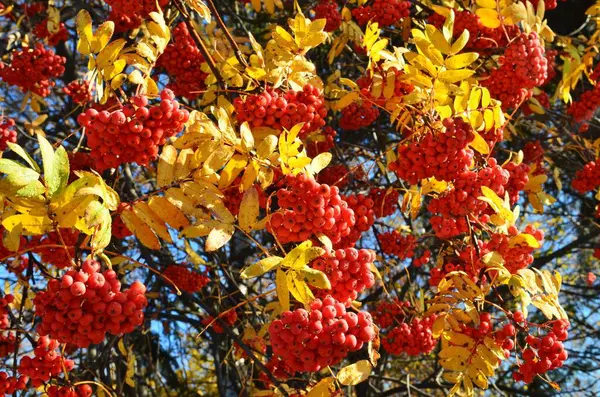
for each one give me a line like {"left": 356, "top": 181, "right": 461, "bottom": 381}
{"left": 0, "top": 0, "right": 599, "bottom": 396}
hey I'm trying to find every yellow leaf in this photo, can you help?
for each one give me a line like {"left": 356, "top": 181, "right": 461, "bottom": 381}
{"left": 118, "top": 339, "right": 127, "bottom": 356}
{"left": 256, "top": 135, "right": 278, "bottom": 159}
{"left": 298, "top": 267, "right": 331, "bottom": 290}
{"left": 240, "top": 122, "right": 254, "bottom": 152}
{"left": 307, "top": 377, "right": 335, "bottom": 397}
{"left": 501, "top": 2, "right": 528, "bottom": 25}
{"left": 469, "top": 131, "right": 490, "bottom": 154}
{"left": 120, "top": 209, "right": 161, "bottom": 250}
{"left": 2, "top": 214, "right": 52, "bottom": 236}
{"left": 148, "top": 196, "right": 190, "bottom": 230}
{"left": 276, "top": 268, "right": 290, "bottom": 311}
{"left": 184, "top": 0, "right": 212, "bottom": 22}
{"left": 286, "top": 271, "right": 314, "bottom": 304}
{"left": 450, "top": 32, "right": 470, "bottom": 56}
{"left": 76, "top": 10, "right": 93, "bottom": 55}
{"left": 432, "top": 315, "right": 446, "bottom": 338}
{"left": 218, "top": 154, "right": 248, "bottom": 189}
{"left": 335, "top": 91, "right": 359, "bottom": 110}
{"left": 445, "top": 52, "right": 479, "bottom": 70}
{"left": 439, "top": 346, "right": 471, "bottom": 361}
{"left": 337, "top": 360, "right": 372, "bottom": 386}
{"left": 425, "top": 25, "right": 451, "bottom": 54}
{"left": 205, "top": 222, "right": 234, "bottom": 251}
{"left": 438, "top": 69, "right": 476, "bottom": 83}
{"left": 509, "top": 233, "right": 541, "bottom": 248}
{"left": 310, "top": 153, "right": 332, "bottom": 175}
{"left": 239, "top": 187, "right": 259, "bottom": 232}
{"left": 184, "top": 239, "right": 206, "bottom": 265}
{"left": 265, "top": 0, "right": 275, "bottom": 14}
{"left": 241, "top": 256, "right": 283, "bottom": 279}
{"left": 476, "top": 8, "right": 501, "bottom": 28}
{"left": 478, "top": 186, "right": 514, "bottom": 224}
{"left": 96, "top": 39, "right": 126, "bottom": 70}
{"left": 157, "top": 145, "right": 177, "bottom": 187}
{"left": 251, "top": 0, "right": 261, "bottom": 12}
{"left": 91, "top": 21, "right": 115, "bottom": 54}
{"left": 133, "top": 202, "right": 172, "bottom": 243}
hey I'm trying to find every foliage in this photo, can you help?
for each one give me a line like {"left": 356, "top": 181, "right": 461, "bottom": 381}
{"left": 1, "top": 0, "right": 600, "bottom": 396}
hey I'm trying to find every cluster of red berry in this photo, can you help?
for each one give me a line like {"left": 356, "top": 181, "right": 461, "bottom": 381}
{"left": 63, "top": 80, "right": 92, "bottom": 106}
{"left": 261, "top": 357, "right": 294, "bottom": 382}
{"left": 317, "top": 164, "right": 352, "bottom": 188}
{"left": 568, "top": 85, "right": 600, "bottom": 122}
{"left": 0, "top": 294, "right": 13, "bottom": 330}
{"left": 313, "top": 0, "right": 342, "bottom": 32}
{"left": 0, "top": 333, "right": 15, "bottom": 358}
{"left": 0, "top": 116, "right": 16, "bottom": 151}
{"left": 523, "top": 140, "right": 545, "bottom": 175}
{"left": 483, "top": 32, "right": 548, "bottom": 110}
{"left": 378, "top": 231, "right": 417, "bottom": 259}
{"left": 514, "top": 319, "right": 569, "bottom": 383}
{"left": 105, "top": 0, "right": 170, "bottom": 31}
{"left": 156, "top": 22, "right": 208, "bottom": 99}
{"left": 389, "top": 118, "right": 475, "bottom": 185}
{"left": 267, "top": 174, "right": 355, "bottom": 244}
{"left": 234, "top": 85, "right": 328, "bottom": 138}
{"left": 163, "top": 265, "right": 210, "bottom": 293}
{"left": 337, "top": 194, "right": 375, "bottom": 247}
{"left": 526, "top": 0, "right": 558, "bottom": 10}
{"left": 572, "top": 160, "right": 600, "bottom": 193}
{"left": 339, "top": 102, "right": 380, "bottom": 131}
{"left": 503, "top": 161, "right": 530, "bottom": 205}
{"left": 112, "top": 203, "right": 133, "bottom": 239}
{"left": 19, "top": 336, "right": 74, "bottom": 387}
{"left": 32, "top": 228, "right": 79, "bottom": 269}
{"left": 0, "top": 371, "right": 27, "bottom": 396}
{"left": 369, "top": 188, "right": 399, "bottom": 217}
{"left": 352, "top": 0, "right": 411, "bottom": 26}
{"left": 381, "top": 314, "right": 438, "bottom": 356}
{"left": 202, "top": 310, "right": 237, "bottom": 334}
{"left": 310, "top": 248, "right": 376, "bottom": 304}
{"left": 306, "top": 126, "right": 336, "bottom": 157}
{"left": 77, "top": 89, "right": 189, "bottom": 170}
{"left": 372, "top": 300, "right": 439, "bottom": 356}
{"left": 268, "top": 297, "right": 375, "bottom": 373}
{"left": 486, "top": 225, "right": 544, "bottom": 273}
{"left": 428, "top": 158, "right": 510, "bottom": 238}
{"left": 68, "top": 152, "right": 94, "bottom": 176}
{"left": 33, "top": 20, "right": 69, "bottom": 46}
{"left": 459, "top": 313, "right": 515, "bottom": 361}
{"left": 111, "top": 215, "right": 133, "bottom": 239}
{"left": 21, "top": 2, "right": 45, "bottom": 16}
{"left": 46, "top": 385, "right": 93, "bottom": 397}
{"left": 0, "top": 43, "right": 65, "bottom": 97}
{"left": 372, "top": 299, "right": 409, "bottom": 329}
{"left": 34, "top": 258, "right": 147, "bottom": 347}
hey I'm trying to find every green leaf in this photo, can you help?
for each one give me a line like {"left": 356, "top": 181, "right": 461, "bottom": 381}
{"left": 6, "top": 142, "right": 40, "bottom": 172}
{"left": 49, "top": 146, "right": 70, "bottom": 198}
{"left": 241, "top": 256, "right": 284, "bottom": 279}
{"left": 0, "top": 159, "right": 40, "bottom": 187}
{"left": 16, "top": 181, "right": 46, "bottom": 197}
{"left": 38, "top": 133, "right": 56, "bottom": 193}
